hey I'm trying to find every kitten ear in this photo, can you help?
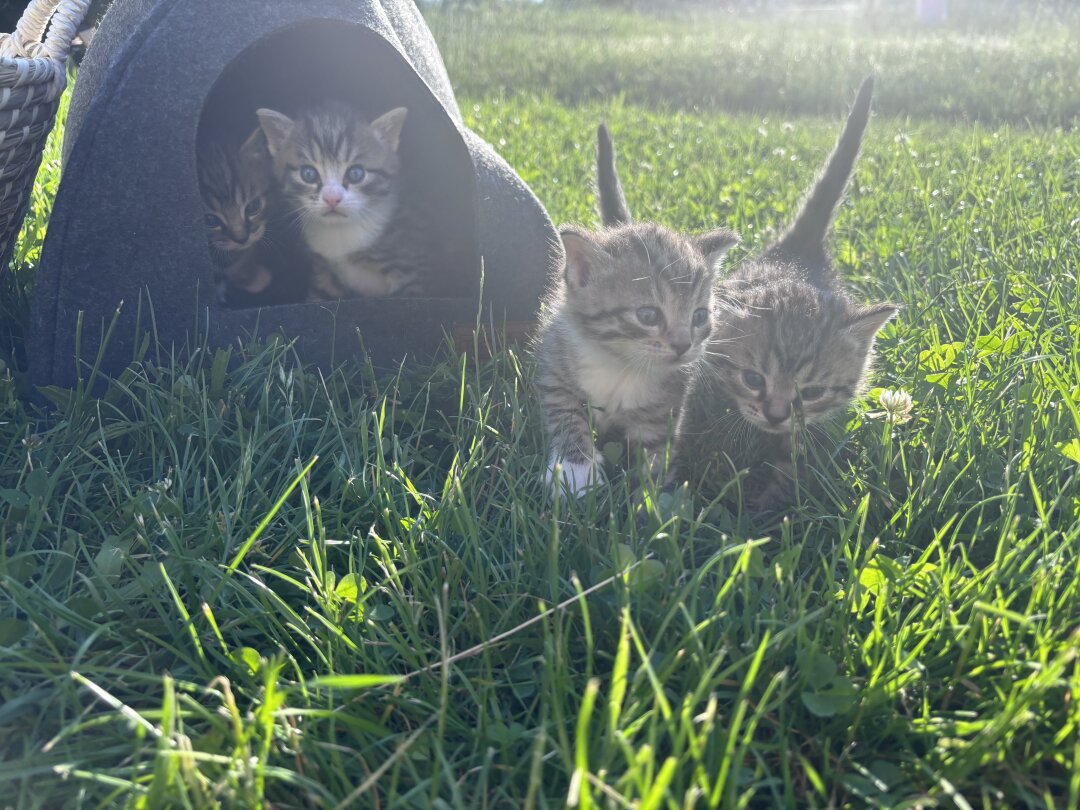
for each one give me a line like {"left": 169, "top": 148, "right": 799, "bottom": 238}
{"left": 255, "top": 109, "right": 295, "bottom": 158}
{"left": 371, "top": 107, "right": 409, "bottom": 152}
{"left": 239, "top": 127, "right": 270, "bottom": 165}
{"left": 560, "top": 227, "right": 606, "bottom": 290}
{"left": 846, "top": 303, "right": 900, "bottom": 344}
{"left": 696, "top": 228, "right": 740, "bottom": 271}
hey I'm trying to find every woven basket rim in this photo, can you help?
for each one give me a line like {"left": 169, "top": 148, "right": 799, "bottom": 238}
{"left": 0, "top": 0, "right": 91, "bottom": 63}
{"left": 0, "top": 0, "right": 90, "bottom": 271}
{"left": 0, "top": 52, "right": 63, "bottom": 72}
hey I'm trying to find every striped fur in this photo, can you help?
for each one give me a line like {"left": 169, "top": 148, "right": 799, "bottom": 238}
{"left": 257, "top": 102, "right": 433, "bottom": 300}
{"left": 679, "top": 77, "right": 899, "bottom": 511}
{"left": 535, "top": 128, "right": 739, "bottom": 497}
{"left": 196, "top": 128, "right": 277, "bottom": 300}
{"left": 536, "top": 224, "right": 737, "bottom": 497}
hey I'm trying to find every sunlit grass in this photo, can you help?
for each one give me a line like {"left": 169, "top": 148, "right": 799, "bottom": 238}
{"left": 429, "top": 5, "right": 1079, "bottom": 125}
{"left": 1, "top": 7, "right": 1079, "bottom": 808}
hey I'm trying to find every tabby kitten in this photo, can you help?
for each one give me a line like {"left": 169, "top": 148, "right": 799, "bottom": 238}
{"left": 197, "top": 127, "right": 277, "bottom": 301}
{"left": 536, "top": 124, "right": 739, "bottom": 497}
{"left": 678, "top": 77, "right": 899, "bottom": 511}
{"left": 257, "top": 102, "right": 431, "bottom": 301}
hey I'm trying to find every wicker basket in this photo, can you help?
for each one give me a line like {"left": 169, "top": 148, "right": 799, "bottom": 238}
{"left": 0, "top": 0, "right": 89, "bottom": 271}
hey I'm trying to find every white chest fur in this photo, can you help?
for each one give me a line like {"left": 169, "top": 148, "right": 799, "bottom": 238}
{"left": 305, "top": 219, "right": 382, "bottom": 262}
{"left": 305, "top": 210, "right": 402, "bottom": 295}
{"left": 574, "top": 344, "right": 668, "bottom": 427}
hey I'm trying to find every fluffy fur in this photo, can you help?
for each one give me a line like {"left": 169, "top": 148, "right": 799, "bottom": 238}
{"left": 535, "top": 124, "right": 739, "bottom": 498}
{"left": 257, "top": 102, "right": 432, "bottom": 300}
{"left": 679, "top": 77, "right": 899, "bottom": 511}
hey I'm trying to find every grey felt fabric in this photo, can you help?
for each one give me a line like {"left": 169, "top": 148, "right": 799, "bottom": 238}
{"left": 32, "top": 0, "right": 557, "bottom": 389}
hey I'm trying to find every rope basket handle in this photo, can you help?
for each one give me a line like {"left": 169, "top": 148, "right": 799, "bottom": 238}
{"left": 13, "top": 0, "right": 91, "bottom": 62}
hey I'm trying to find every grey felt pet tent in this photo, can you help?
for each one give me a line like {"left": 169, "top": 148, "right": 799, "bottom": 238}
{"left": 30, "top": 0, "right": 558, "bottom": 388}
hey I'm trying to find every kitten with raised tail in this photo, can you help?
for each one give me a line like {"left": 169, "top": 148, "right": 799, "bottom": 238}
{"left": 535, "top": 123, "right": 739, "bottom": 498}
{"left": 679, "top": 77, "right": 899, "bottom": 512}
{"left": 197, "top": 127, "right": 277, "bottom": 303}
{"left": 257, "top": 102, "right": 432, "bottom": 301}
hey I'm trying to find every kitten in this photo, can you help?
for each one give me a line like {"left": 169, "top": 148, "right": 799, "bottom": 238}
{"left": 679, "top": 77, "right": 899, "bottom": 512}
{"left": 256, "top": 103, "right": 431, "bottom": 301}
{"left": 535, "top": 124, "right": 739, "bottom": 498}
{"left": 197, "top": 127, "right": 277, "bottom": 302}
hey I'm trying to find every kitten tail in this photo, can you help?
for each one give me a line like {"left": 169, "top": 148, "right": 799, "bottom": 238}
{"left": 764, "top": 76, "right": 874, "bottom": 277}
{"left": 596, "top": 123, "right": 632, "bottom": 227}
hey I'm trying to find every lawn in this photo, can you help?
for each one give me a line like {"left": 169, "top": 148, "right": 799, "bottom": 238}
{"left": 1, "top": 4, "right": 1079, "bottom": 808}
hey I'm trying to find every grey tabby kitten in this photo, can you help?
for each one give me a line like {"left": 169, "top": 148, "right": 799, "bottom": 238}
{"left": 535, "top": 124, "right": 739, "bottom": 498}
{"left": 678, "top": 77, "right": 899, "bottom": 511}
{"left": 197, "top": 127, "right": 277, "bottom": 300}
{"left": 256, "top": 102, "right": 431, "bottom": 301}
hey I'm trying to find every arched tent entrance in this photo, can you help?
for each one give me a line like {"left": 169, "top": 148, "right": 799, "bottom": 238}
{"left": 31, "top": 0, "right": 557, "bottom": 387}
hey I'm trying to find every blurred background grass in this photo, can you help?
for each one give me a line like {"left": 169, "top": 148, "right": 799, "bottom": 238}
{"left": 426, "top": 0, "right": 1078, "bottom": 124}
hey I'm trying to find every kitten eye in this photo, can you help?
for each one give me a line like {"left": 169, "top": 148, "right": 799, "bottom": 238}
{"left": 742, "top": 370, "right": 766, "bottom": 390}
{"left": 299, "top": 166, "right": 320, "bottom": 184}
{"left": 345, "top": 165, "right": 366, "bottom": 184}
{"left": 205, "top": 214, "right": 224, "bottom": 229}
{"left": 636, "top": 306, "right": 661, "bottom": 327}
{"left": 691, "top": 308, "right": 709, "bottom": 327}
{"left": 244, "top": 197, "right": 264, "bottom": 218}
{"left": 800, "top": 386, "right": 826, "bottom": 401}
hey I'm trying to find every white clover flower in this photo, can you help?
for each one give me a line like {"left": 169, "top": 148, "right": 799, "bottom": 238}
{"left": 872, "top": 388, "right": 914, "bottom": 424}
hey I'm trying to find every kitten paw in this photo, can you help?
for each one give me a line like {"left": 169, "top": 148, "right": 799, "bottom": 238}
{"left": 227, "top": 263, "right": 272, "bottom": 293}
{"left": 546, "top": 455, "right": 605, "bottom": 499}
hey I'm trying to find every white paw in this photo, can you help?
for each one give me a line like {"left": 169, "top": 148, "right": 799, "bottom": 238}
{"left": 546, "top": 454, "right": 605, "bottom": 499}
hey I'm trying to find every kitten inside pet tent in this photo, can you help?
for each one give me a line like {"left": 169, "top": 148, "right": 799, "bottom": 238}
{"left": 30, "top": 0, "right": 558, "bottom": 389}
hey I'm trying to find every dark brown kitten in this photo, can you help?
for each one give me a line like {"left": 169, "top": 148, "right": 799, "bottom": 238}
{"left": 679, "top": 77, "right": 899, "bottom": 512}
{"left": 197, "top": 128, "right": 276, "bottom": 301}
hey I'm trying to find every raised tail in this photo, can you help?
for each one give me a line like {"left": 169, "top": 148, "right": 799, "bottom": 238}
{"left": 763, "top": 76, "right": 874, "bottom": 276}
{"left": 597, "top": 123, "right": 632, "bottom": 226}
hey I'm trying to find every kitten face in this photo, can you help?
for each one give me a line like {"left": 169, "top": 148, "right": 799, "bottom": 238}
{"left": 197, "top": 128, "right": 274, "bottom": 253}
{"left": 708, "top": 265, "right": 897, "bottom": 434}
{"left": 560, "top": 223, "right": 738, "bottom": 370}
{"left": 257, "top": 103, "right": 406, "bottom": 240}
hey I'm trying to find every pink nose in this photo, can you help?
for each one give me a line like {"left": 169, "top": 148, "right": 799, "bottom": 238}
{"left": 321, "top": 185, "right": 345, "bottom": 208}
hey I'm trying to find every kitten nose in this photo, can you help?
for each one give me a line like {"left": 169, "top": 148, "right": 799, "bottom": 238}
{"left": 321, "top": 185, "right": 345, "bottom": 208}
{"left": 763, "top": 402, "right": 791, "bottom": 425}
{"left": 228, "top": 226, "right": 248, "bottom": 245}
{"left": 670, "top": 340, "right": 692, "bottom": 358}
{"left": 668, "top": 327, "right": 692, "bottom": 358}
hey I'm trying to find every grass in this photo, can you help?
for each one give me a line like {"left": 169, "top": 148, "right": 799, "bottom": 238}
{"left": 2, "top": 5, "right": 1080, "bottom": 807}
{"left": 428, "top": 4, "right": 1080, "bottom": 125}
